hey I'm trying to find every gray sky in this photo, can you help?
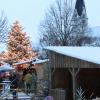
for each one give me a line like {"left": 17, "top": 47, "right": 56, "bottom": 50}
{"left": 0, "top": 0, "right": 100, "bottom": 44}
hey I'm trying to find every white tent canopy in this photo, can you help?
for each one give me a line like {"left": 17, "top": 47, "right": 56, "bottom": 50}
{"left": 0, "top": 62, "right": 14, "bottom": 72}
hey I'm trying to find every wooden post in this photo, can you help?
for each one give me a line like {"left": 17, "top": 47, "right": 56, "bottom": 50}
{"left": 49, "top": 61, "right": 51, "bottom": 89}
{"left": 68, "top": 68, "right": 80, "bottom": 100}
{"left": 72, "top": 68, "right": 76, "bottom": 100}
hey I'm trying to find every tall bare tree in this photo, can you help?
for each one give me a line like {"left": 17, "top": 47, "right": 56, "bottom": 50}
{"left": 0, "top": 12, "right": 8, "bottom": 43}
{"left": 40, "top": 0, "right": 92, "bottom": 46}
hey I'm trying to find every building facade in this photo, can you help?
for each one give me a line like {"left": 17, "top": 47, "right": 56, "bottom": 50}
{"left": 45, "top": 47, "right": 100, "bottom": 100}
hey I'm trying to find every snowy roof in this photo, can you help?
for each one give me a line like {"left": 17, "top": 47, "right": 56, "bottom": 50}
{"left": 44, "top": 46, "right": 100, "bottom": 65}
{"left": 32, "top": 59, "right": 49, "bottom": 64}
{"left": 0, "top": 62, "right": 14, "bottom": 72}
{"left": 14, "top": 58, "right": 49, "bottom": 65}
{"left": 14, "top": 59, "right": 34, "bottom": 65}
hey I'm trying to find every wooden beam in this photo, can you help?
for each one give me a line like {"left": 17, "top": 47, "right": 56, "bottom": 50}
{"left": 68, "top": 68, "right": 80, "bottom": 76}
{"left": 75, "top": 68, "right": 80, "bottom": 77}
{"left": 68, "top": 68, "right": 80, "bottom": 100}
{"left": 48, "top": 61, "right": 52, "bottom": 89}
{"left": 68, "top": 68, "right": 73, "bottom": 75}
{"left": 72, "top": 68, "right": 76, "bottom": 100}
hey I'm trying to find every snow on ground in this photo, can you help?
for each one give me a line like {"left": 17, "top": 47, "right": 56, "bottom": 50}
{"left": 1, "top": 92, "right": 33, "bottom": 100}
{"left": 44, "top": 46, "right": 100, "bottom": 65}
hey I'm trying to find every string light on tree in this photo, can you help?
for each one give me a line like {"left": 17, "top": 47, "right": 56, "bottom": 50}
{"left": 7, "top": 21, "right": 37, "bottom": 64}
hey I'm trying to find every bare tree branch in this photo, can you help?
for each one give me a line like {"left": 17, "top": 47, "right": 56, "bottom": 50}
{"left": 40, "top": 0, "right": 92, "bottom": 46}
{"left": 0, "top": 12, "right": 8, "bottom": 43}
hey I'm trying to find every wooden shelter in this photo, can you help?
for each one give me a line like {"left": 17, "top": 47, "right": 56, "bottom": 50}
{"left": 45, "top": 47, "right": 100, "bottom": 100}
{"left": 13, "top": 58, "right": 49, "bottom": 93}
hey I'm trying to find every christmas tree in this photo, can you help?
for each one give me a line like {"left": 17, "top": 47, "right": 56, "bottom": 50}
{"left": 7, "top": 21, "right": 36, "bottom": 63}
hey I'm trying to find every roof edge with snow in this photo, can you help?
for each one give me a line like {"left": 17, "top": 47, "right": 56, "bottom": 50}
{"left": 44, "top": 46, "right": 100, "bottom": 65}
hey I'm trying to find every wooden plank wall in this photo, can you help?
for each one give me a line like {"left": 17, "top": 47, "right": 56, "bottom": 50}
{"left": 48, "top": 51, "right": 100, "bottom": 68}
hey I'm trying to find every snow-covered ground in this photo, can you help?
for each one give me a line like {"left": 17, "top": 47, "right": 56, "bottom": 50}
{"left": 1, "top": 92, "right": 33, "bottom": 100}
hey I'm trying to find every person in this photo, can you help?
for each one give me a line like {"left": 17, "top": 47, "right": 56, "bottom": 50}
{"left": 12, "top": 89, "right": 18, "bottom": 100}
{"left": 44, "top": 89, "right": 54, "bottom": 100}
{"left": 44, "top": 95, "right": 54, "bottom": 100}
{"left": 43, "top": 88, "right": 49, "bottom": 97}
{"left": 31, "top": 69, "right": 37, "bottom": 91}
{"left": 9, "top": 72, "right": 18, "bottom": 89}
{"left": 23, "top": 71, "right": 32, "bottom": 94}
